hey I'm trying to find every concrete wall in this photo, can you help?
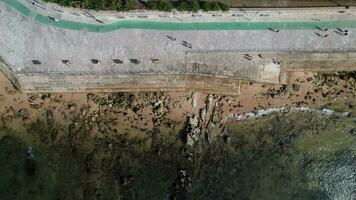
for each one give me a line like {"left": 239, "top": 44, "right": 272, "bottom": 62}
{"left": 3, "top": 51, "right": 356, "bottom": 94}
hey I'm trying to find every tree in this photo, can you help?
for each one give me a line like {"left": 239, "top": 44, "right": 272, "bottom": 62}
{"left": 121, "top": 0, "right": 137, "bottom": 11}
{"left": 190, "top": 0, "right": 200, "bottom": 12}
{"left": 176, "top": 1, "right": 189, "bottom": 11}
{"left": 43, "top": 0, "right": 230, "bottom": 12}
{"left": 219, "top": 2, "right": 229, "bottom": 11}
{"left": 209, "top": 2, "right": 221, "bottom": 11}
{"left": 200, "top": 1, "right": 210, "bottom": 11}
{"left": 147, "top": 0, "right": 174, "bottom": 12}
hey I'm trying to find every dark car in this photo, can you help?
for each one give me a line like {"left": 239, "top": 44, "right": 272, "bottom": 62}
{"left": 129, "top": 59, "right": 140, "bottom": 64}
{"left": 113, "top": 59, "right": 123, "bottom": 64}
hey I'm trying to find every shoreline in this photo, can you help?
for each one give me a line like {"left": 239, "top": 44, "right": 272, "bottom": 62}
{"left": 223, "top": 106, "right": 352, "bottom": 122}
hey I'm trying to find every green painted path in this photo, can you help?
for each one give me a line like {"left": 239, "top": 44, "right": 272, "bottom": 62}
{"left": 2, "top": 0, "right": 356, "bottom": 32}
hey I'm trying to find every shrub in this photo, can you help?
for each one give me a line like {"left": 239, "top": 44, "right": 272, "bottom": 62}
{"left": 190, "top": 0, "right": 201, "bottom": 12}
{"left": 120, "top": 0, "right": 137, "bottom": 11}
{"left": 44, "top": 0, "right": 229, "bottom": 11}
{"left": 147, "top": 0, "right": 174, "bottom": 11}
{"left": 218, "top": 2, "right": 229, "bottom": 11}
{"left": 176, "top": 1, "right": 190, "bottom": 11}
{"left": 209, "top": 2, "right": 221, "bottom": 11}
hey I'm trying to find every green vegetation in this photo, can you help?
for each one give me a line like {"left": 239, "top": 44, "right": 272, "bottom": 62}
{"left": 0, "top": 111, "right": 355, "bottom": 199}
{"left": 201, "top": 1, "right": 220, "bottom": 11}
{"left": 146, "top": 0, "right": 230, "bottom": 12}
{"left": 176, "top": 0, "right": 201, "bottom": 12}
{"left": 146, "top": 0, "right": 174, "bottom": 12}
{"left": 44, "top": 0, "right": 137, "bottom": 11}
{"left": 43, "top": 0, "right": 230, "bottom": 11}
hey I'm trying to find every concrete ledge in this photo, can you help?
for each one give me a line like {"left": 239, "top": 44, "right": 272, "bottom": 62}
{"left": 13, "top": 73, "right": 242, "bottom": 95}
{"left": 3, "top": 51, "right": 356, "bottom": 94}
{"left": 0, "top": 57, "right": 22, "bottom": 90}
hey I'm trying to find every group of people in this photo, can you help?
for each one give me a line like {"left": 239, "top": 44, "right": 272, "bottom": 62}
{"left": 314, "top": 27, "right": 349, "bottom": 38}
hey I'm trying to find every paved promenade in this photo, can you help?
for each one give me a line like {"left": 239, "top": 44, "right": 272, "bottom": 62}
{"left": 1, "top": 0, "right": 356, "bottom": 93}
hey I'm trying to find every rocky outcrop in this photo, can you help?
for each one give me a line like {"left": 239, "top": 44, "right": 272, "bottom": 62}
{"left": 184, "top": 94, "right": 228, "bottom": 147}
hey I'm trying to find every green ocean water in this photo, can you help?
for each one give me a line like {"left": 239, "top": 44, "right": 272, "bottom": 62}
{"left": 0, "top": 111, "right": 355, "bottom": 199}
{"left": 211, "top": 112, "right": 356, "bottom": 200}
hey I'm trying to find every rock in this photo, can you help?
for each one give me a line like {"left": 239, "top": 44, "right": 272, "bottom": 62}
{"left": 292, "top": 84, "right": 300, "bottom": 92}
{"left": 189, "top": 115, "right": 199, "bottom": 128}
{"left": 199, "top": 108, "right": 206, "bottom": 122}
{"left": 27, "top": 95, "right": 43, "bottom": 109}
{"left": 153, "top": 100, "right": 162, "bottom": 110}
{"left": 220, "top": 127, "right": 231, "bottom": 143}
{"left": 3, "top": 106, "right": 15, "bottom": 119}
{"left": 186, "top": 128, "right": 200, "bottom": 146}
{"left": 40, "top": 94, "right": 51, "bottom": 101}
{"left": 191, "top": 92, "right": 198, "bottom": 108}
{"left": 46, "top": 110, "right": 54, "bottom": 126}
{"left": 5, "top": 86, "right": 16, "bottom": 94}
{"left": 185, "top": 115, "right": 201, "bottom": 146}
{"left": 65, "top": 101, "right": 77, "bottom": 111}
{"left": 205, "top": 94, "right": 213, "bottom": 112}
{"left": 349, "top": 128, "right": 356, "bottom": 136}
{"left": 18, "top": 108, "right": 29, "bottom": 120}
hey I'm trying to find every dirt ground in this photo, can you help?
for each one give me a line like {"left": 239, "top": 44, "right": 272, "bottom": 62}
{"left": 1, "top": 68, "right": 355, "bottom": 139}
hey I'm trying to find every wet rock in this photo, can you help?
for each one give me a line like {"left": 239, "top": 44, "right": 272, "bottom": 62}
{"left": 349, "top": 128, "right": 356, "bottom": 136}
{"left": 220, "top": 127, "right": 230, "bottom": 143}
{"left": 186, "top": 115, "right": 200, "bottom": 146}
{"left": 171, "top": 168, "right": 191, "bottom": 199}
{"left": 46, "top": 110, "right": 54, "bottom": 127}
{"left": 186, "top": 128, "right": 200, "bottom": 147}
